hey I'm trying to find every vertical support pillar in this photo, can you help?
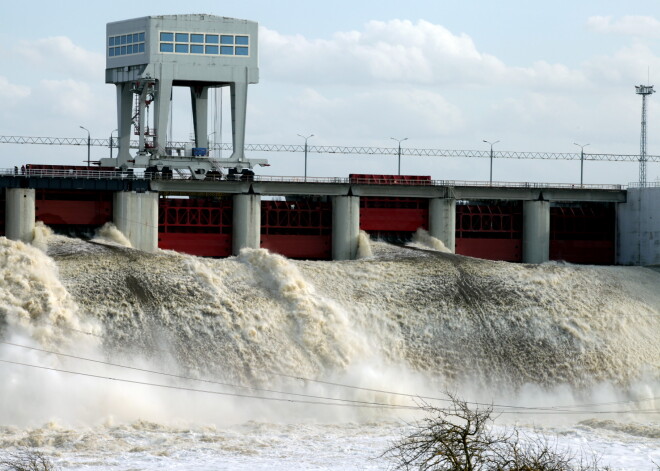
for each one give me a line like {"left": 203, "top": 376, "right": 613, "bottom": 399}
{"left": 191, "top": 85, "right": 209, "bottom": 149}
{"left": 523, "top": 200, "right": 550, "bottom": 264}
{"left": 116, "top": 83, "right": 134, "bottom": 168}
{"left": 113, "top": 191, "right": 158, "bottom": 252}
{"left": 229, "top": 78, "right": 248, "bottom": 162}
{"left": 429, "top": 198, "right": 456, "bottom": 253}
{"left": 5, "top": 188, "right": 35, "bottom": 243}
{"left": 154, "top": 76, "right": 173, "bottom": 153}
{"left": 332, "top": 196, "right": 360, "bottom": 261}
{"left": 232, "top": 194, "right": 261, "bottom": 255}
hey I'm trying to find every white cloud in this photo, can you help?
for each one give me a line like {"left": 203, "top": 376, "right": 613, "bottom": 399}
{"left": 587, "top": 15, "right": 660, "bottom": 38}
{"left": 0, "top": 76, "right": 30, "bottom": 102}
{"left": 15, "top": 36, "right": 104, "bottom": 80}
{"left": 260, "top": 20, "right": 586, "bottom": 90}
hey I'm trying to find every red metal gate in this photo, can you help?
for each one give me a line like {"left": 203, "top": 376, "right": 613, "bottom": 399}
{"left": 35, "top": 189, "right": 113, "bottom": 227}
{"left": 359, "top": 197, "right": 429, "bottom": 240}
{"left": 261, "top": 200, "right": 332, "bottom": 259}
{"left": 158, "top": 197, "right": 232, "bottom": 257}
{"left": 455, "top": 203, "right": 523, "bottom": 262}
{"left": 549, "top": 204, "right": 615, "bottom": 265}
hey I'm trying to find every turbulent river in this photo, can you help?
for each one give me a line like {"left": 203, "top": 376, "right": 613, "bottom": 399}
{"left": 0, "top": 225, "right": 658, "bottom": 470}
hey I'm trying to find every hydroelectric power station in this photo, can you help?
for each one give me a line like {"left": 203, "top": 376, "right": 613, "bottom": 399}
{"left": 1, "top": 14, "right": 659, "bottom": 265}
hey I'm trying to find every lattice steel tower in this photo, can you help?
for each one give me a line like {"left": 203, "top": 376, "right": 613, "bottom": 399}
{"left": 636, "top": 84, "right": 655, "bottom": 187}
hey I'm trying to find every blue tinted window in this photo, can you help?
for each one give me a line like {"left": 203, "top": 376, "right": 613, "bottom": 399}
{"left": 109, "top": 48, "right": 115, "bottom": 56}
{"left": 133, "top": 33, "right": 139, "bottom": 43}
{"left": 206, "top": 34, "right": 218, "bottom": 44}
{"left": 205, "top": 45, "right": 218, "bottom": 54}
{"left": 235, "top": 46, "right": 248, "bottom": 56}
{"left": 121, "top": 45, "right": 127, "bottom": 55}
{"left": 175, "top": 44, "right": 189, "bottom": 53}
{"left": 191, "top": 44, "right": 203, "bottom": 54}
{"left": 175, "top": 33, "right": 188, "bottom": 42}
{"left": 109, "top": 37, "right": 114, "bottom": 46}
{"left": 138, "top": 43, "right": 145, "bottom": 53}
{"left": 139, "top": 32, "right": 145, "bottom": 42}
{"left": 160, "top": 32, "right": 174, "bottom": 42}
{"left": 127, "top": 35, "right": 133, "bottom": 44}
{"left": 220, "top": 46, "right": 233, "bottom": 55}
{"left": 114, "top": 47, "right": 120, "bottom": 55}
{"left": 221, "top": 35, "right": 234, "bottom": 44}
{"left": 191, "top": 34, "right": 204, "bottom": 43}
{"left": 160, "top": 43, "right": 173, "bottom": 53}
{"left": 126, "top": 45, "right": 133, "bottom": 54}
{"left": 121, "top": 35, "right": 127, "bottom": 44}
{"left": 235, "top": 36, "right": 249, "bottom": 45}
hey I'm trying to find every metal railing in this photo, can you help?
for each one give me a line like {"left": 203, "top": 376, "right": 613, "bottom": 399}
{"left": 0, "top": 168, "right": 625, "bottom": 191}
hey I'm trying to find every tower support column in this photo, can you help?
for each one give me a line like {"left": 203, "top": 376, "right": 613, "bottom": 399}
{"left": 113, "top": 191, "right": 158, "bottom": 252}
{"left": 523, "top": 200, "right": 550, "bottom": 263}
{"left": 232, "top": 194, "right": 261, "bottom": 255}
{"left": 429, "top": 198, "right": 456, "bottom": 253}
{"left": 5, "top": 188, "right": 35, "bottom": 243}
{"left": 332, "top": 196, "right": 360, "bottom": 261}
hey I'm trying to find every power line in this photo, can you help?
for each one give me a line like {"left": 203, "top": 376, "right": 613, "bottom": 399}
{"left": 1, "top": 342, "right": 657, "bottom": 415}
{"left": 1, "top": 135, "right": 658, "bottom": 162}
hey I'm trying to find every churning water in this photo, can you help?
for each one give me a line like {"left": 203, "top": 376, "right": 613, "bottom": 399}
{"left": 0, "top": 226, "right": 658, "bottom": 469}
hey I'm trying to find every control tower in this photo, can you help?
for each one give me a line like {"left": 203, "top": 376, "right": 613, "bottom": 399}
{"left": 100, "top": 14, "right": 268, "bottom": 178}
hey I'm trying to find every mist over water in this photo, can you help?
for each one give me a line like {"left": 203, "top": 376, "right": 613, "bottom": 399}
{"left": 0, "top": 228, "right": 658, "bottom": 469}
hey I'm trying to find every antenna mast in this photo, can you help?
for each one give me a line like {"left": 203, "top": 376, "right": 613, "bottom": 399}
{"left": 636, "top": 84, "right": 655, "bottom": 187}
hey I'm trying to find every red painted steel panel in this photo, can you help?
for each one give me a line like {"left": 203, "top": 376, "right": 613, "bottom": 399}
{"left": 36, "top": 200, "right": 112, "bottom": 225}
{"left": 261, "top": 234, "right": 331, "bottom": 260}
{"left": 158, "top": 233, "right": 232, "bottom": 257}
{"left": 455, "top": 238, "right": 522, "bottom": 262}
{"left": 550, "top": 240, "right": 614, "bottom": 265}
{"left": 349, "top": 174, "right": 431, "bottom": 185}
{"left": 360, "top": 208, "right": 428, "bottom": 231}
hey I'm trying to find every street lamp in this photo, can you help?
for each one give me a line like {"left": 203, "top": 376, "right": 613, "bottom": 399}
{"left": 483, "top": 139, "right": 500, "bottom": 185}
{"left": 298, "top": 133, "right": 314, "bottom": 181}
{"left": 109, "top": 128, "right": 118, "bottom": 159}
{"left": 80, "top": 125, "right": 91, "bottom": 167}
{"left": 573, "top": 142, "right": 589, "bottom": 186}
{"left": 390, "top": 137, "right": 408, "bottom": 175}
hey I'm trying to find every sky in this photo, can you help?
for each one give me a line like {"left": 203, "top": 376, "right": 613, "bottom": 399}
{"left": 1, "top": 0, "right": 660, "bottom": 184}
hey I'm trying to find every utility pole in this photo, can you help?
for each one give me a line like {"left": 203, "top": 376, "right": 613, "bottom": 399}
{"left": 80, "top": 126, "right": 91, "bottom": 167}
{"left": 391, "top": 137, "right": 408, "bottom": 175}
{"left": 298, "top": 133, "right": 314, "bottom": 181}
{"left": 573, "top": 142, "right": 589, "bottom": 186}
{"left": 483, "top": 139, "right": 500, "bottom": 185}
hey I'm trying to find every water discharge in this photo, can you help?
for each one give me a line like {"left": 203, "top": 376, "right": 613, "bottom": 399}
{"left": 0, "top": 230, "right": 658, "bottom": 469}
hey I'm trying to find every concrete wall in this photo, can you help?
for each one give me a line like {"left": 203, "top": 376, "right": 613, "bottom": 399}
{"left": 429, "top": 198, "right": 456, "bottom": 253}
{"left": 232, "top": 194, "right": 261, "bottom": 255}
{"left": 617, "top": 187, "right": 660, "bottom": 265}
{"left": 113, "top": 191, "right": 158, "bottom": 252}
{"left": 5, "top": 188, "right": 35, "bottom": 243}
{"left": 332, "top": 196, "right": 360, "bottom": 260}
{"left": 523, "top": 200, "right": 550, "bottom": 264}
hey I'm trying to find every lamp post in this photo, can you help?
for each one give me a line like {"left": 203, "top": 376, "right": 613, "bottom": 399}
{"left": 109, "top": 128, "right": 118, "bottom": 159}
{"left": 483, "top": 139, "right": 500, "bottom": 185}
{"left": 80, "top": 126, "right": 91, "bottom": 167}
{"left": 298, "top": 133, "right": 314, "bottom": 181}
{"left": 390, "top": 137, "right": 408, "bottom": 175}
{"left": 573, "top": 142, "right": 589, "bottom": 186}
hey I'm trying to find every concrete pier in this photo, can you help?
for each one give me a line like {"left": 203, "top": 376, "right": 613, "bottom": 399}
{"left": 522, "top": 200, "right": 550, "bottom": 263}
{"left": 332, "top": 196, "right": 360, "bottom": 260}
{"left": 113, "top": 191, "right": 158, "bottom": 252}
{"left": 232, "top": 194, "right": 261, "bottom": 255}
{"left": 5, "top": 188, "right": 35, "bottom": 243}
{"left": 617, "top": 187, "right": 660, "bottom": 265}
{"left": 429, "top": 198, "right": 456, "bottom": 253}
